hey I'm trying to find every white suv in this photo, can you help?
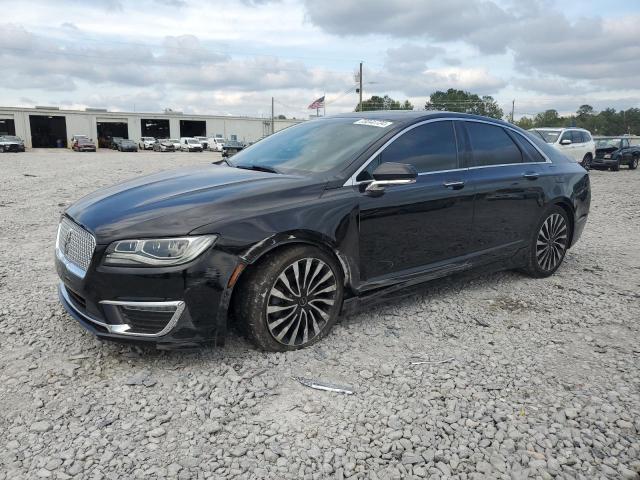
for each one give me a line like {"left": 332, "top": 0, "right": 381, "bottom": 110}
{"left": 530, "top": 128, "right": 595, "bottom": 168}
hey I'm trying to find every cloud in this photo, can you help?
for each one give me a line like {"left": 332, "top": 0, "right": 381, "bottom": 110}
{"left": 384, "top": 43, "right": 445, "bottom": 73}
{"left": 302, "top": 0, "right": 640, "bottom": 93}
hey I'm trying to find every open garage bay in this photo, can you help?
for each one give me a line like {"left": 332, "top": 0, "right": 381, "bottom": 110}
{"left": 0, "top": 150, "right": 638, "bottom": 479}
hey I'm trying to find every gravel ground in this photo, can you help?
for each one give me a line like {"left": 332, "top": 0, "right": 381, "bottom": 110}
{"left": 0, "top": 149, "right": 639, "bottom": 480}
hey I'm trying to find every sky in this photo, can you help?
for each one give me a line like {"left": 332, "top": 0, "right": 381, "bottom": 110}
{"left": 1, "top": 0, "right": 639, "bottom": 120}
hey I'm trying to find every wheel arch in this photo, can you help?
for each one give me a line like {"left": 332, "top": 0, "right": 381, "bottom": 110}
{"left": 228, "top": 232, "right": 354, "bottom": 319}
{"left": 550, "top": 198, "right": 576, "bottom": 248}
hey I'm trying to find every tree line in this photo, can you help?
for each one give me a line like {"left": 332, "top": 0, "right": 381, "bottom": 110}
{"left": 354, "top": 89, "right": 638, "bottom": 135}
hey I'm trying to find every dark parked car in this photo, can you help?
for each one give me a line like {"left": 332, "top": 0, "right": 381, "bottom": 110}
{"left": 110, "top": 137, "right": 124, "bottom": 150}
{"left": 152, "top": 139, "right": 176, "bottom": 152}
{"left": 55, "top": 112, "right": 590, "bottom": 351}
{"left": 593, "top": 137, "right": 639, "bottom": 170}
{"left": 72, "top": 138, "right": 96, "bottom": 152}
{"left": 0, "top": 135, "right": 26, "bottom": 152}
{"left": 222, "top": 139, "right": 244, "bottom": 158}
{"left": 118, "top": 139, "right": 138, "bottom": 152}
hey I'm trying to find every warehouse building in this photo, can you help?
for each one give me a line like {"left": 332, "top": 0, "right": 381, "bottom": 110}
{"left": 0, "top": 106, "right": 302, "bottom": 148}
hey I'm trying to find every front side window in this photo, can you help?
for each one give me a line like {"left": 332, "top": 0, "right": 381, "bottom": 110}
{"left": 571, "top": 131, "right": 583, "bottom": 144}
{"left": 466, "top": 122, "right": 523, "bottom": 166}
{"left": 560, "top": 131, "right": 572, "bottom": 143}
{"left": 378, "top": 121, "right": 458, "bottom": 174}
{"left": 356, "top": 121, "right": 458, "bottom": 181}
{"left": 622, "top": 139, "right": 630, "bottom": 148}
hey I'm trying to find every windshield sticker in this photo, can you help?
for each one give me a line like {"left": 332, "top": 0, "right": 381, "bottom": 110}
{"left": 353, "top": 119, "right": 393, "bottom": 128}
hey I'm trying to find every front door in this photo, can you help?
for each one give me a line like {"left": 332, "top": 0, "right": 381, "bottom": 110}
{"left": 357, "top": 120, "right": 474, "bottom": 281}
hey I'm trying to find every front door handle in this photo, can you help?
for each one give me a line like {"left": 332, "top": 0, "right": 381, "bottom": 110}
{"left": 522, "top": 172, "right": 540, "bottom": 180}
{"left": 443, "top": 180, "right": 465, "bottom": 190}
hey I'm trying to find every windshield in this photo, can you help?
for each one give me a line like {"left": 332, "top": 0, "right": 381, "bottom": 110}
{"left": 1, "top": 136, "right": 21, "bottom": 141}
{"left": 531, "top": 129, "right": 561, "bottom": 143}
{"left": 229, "top": 118, "right": 392, "bottom": 175}
{"left": 186, "top": 139, "right": 199, "bottom": 144}
{"left": 595, "top": 138, "right": 621, "bottom": 148}
{"left": 169, "top": 139, "right": 178, "bottom": 142}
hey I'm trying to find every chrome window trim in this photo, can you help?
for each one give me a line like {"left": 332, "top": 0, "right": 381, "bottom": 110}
{"left": 343, "top": 117, "right": 551, "bottom": 187}
{"left": 60, "top": 283, "right": 185, "bottom": 337}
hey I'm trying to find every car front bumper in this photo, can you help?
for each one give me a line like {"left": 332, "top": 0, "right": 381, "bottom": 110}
{"left": 2, "top": 144, "right": 25, "bottom": 152}
{"left": 55, "top": 244, "right": 241, "bottom": 348}
{"left": 591, "top": 157, "right": 617, "bottom": 167}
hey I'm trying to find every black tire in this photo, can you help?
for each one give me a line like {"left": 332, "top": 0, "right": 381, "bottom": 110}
{"left": 521, "top": 205, "right": 571, "bottom": 278}
{"left": 581, "top": 154, "right": 592, "bottom": 170}
{"left": 611, "top": 159, "right": 620, "bottom": 171}
{"left": 233, "top": 245, "right": 344, "bottom": 351}
{"left": 630, "top": 156, "right": 638, "bottom": 170}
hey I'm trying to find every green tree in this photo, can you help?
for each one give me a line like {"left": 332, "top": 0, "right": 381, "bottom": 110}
{"left": 356, "top": 95, "right": 414, "bottom": 112}
{"left": 424, "top": 88, "right": 504, "bottom": 119}
{"left": 533, "top": 109, "right": 563, "bottom": 127}
{"left": 516, "top": 116, "right": 534, "bottom": 130}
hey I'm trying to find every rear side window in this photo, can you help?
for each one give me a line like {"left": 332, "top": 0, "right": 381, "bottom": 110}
{"left": 465, "top": 122, "right": 523, "bottom": 166}
{"left": 508, "top": 131, "right": 546, "bottom": 163}
{"left": 377, "top": 120, "right": 458, "bottom": 174}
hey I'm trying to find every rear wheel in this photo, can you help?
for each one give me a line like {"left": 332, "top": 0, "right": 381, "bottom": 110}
{"left": 522, "top": 206, "right": 570, "bottom": 278}
{"left": 234, "top": 245, "right": 343, "bottom": 351}
{"left": 630, "top": 155, "right": 638, "bottom": 170}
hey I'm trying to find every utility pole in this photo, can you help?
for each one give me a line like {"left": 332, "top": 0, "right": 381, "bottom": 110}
{"left": 511, "top": 99, "right": 515, "bottom": 123}
{"left": 359, "top": 62, "right": 363, "bottom": 112}
{"left": 271, "top": 97, "right": 274, "bottom": 135}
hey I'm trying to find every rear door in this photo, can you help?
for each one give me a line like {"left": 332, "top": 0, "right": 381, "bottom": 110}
{"left": 462, "top": 121, "right": 547, "bottom": 261}
{"left": 357, "top": 120, "right": 474, "bottom": 280}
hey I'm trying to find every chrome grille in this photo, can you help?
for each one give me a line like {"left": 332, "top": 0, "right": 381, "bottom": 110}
{"left": 56, "top": 217, "right": 96, "bottom": 274}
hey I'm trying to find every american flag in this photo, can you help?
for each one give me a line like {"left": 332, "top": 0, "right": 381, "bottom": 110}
{"left": 308, "top": 96, "right": 325, "bottom": 109}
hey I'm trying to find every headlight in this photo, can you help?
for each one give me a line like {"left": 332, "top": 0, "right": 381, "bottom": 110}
{"left": 603, "top": 154, "right": 611, "bottom": 159}
{"left": 104, "top": 235, "right": 217, "bottom": 267}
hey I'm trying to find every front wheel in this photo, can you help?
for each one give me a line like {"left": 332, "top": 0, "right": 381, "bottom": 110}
{"left": 581, "top": 154, "right": 592, "bottom": 170}
{"left": 234, "top": 246, "right": 343, "bottom": 351}
{"left": 522, "top": 206, "right": 571, "bottom": 278}
{"left": 629, "top": 156, "right": 638, "bottom": 170}
{"left": 611, "top": 160, "right": 620, "bottom": 171}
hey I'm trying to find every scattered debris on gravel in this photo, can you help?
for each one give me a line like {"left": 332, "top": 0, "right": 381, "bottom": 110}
{"left": 1, "top": 150, "right": 639, "bottom": 479}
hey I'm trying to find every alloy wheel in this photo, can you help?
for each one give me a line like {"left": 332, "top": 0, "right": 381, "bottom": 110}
{"left": 536, "top": 213, "right": 568, "bottom": 271}
{"left": 266, "top": 257, "right": 337, "bottom": 346}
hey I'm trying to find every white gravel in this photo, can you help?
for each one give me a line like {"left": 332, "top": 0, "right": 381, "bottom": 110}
{"left": 1, "top": 149, "right": 639, "bottom": 479}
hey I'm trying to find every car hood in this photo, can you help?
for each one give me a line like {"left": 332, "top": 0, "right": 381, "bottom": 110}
{"left": 596, "top": 146, "right": 619, "bottom": 154}
{"left": 65, "top": 165, "right": 315, "bottom": 243}
{"left": 0, "top": 140, "right": 22, "bottom": 145}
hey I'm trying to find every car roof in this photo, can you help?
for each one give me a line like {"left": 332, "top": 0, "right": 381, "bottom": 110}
{"left": 532, "top": 127, "right": 588, "bottom": 132}
{"left": 326, "top": 110, "right": 520, "bottom": 129}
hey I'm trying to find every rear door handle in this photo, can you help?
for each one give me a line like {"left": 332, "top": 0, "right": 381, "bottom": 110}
{"left": 443, "top": 180, "right": 465, "bottom": 190}
{"left": 522, "top": 172, "right": 540, "bottom": 180}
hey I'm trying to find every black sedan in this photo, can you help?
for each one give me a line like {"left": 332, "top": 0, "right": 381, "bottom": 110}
{"left": 118, "top": 139, "right": 138, "bottom": 152}
{"left": 0, "top": 135, "right": 26, "bottom": 152}
{"left": 55, "top": 112, "right": 590, "bottom": 351}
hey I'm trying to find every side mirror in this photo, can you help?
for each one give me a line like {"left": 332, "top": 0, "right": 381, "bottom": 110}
{"left": 365, "top": 162, "right": 417, "bottom": 193}
{"left": 560, "top": 139, "right": 572, "bottom": 145}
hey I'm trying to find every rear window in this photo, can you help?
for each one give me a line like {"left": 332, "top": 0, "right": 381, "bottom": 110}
{"left": 532, "top": 130, "right": 561, "bottom": 143}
